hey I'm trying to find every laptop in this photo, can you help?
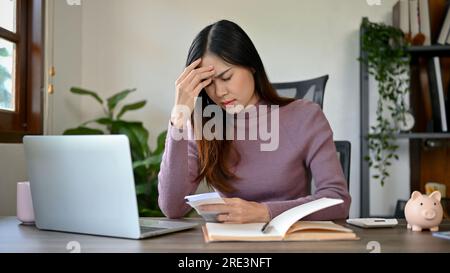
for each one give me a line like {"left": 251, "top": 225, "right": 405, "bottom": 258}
{"left": 23, "top": 135, "right": 198, "bottom": 239}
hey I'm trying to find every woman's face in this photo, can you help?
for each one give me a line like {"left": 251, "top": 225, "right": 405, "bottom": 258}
{"left": 200, "top": 54, "right": 259, "bottom": 114}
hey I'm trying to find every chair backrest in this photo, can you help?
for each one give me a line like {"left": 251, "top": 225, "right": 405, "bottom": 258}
{"left": 272, "top": 75, "right": 329, "bottom": 109}
{"left": 334, "top": 140, "right": 351, "bottom": 188}
{"left": 307, "top": 141, "right": 351, "bottom": 195}
{"left": 272, "top": 76, "right": 349, "bottom": 190}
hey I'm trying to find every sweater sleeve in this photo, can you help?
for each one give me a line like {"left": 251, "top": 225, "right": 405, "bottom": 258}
{"left": 157, "top": 120, "right": 201, "bottom": 218}
{"left": 263, "top": 103, "right": 351, "bottom": 220}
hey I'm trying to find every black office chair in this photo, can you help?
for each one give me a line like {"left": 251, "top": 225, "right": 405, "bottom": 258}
{"left": 272, "top": 75, "right": 329, "bottom": 109}
{"left": 306, "top": 141, "right": 351, "bottom": 195}
{"left": 335, "top": 140, "right": 351, "bottom": 189}
{"left": 394, "top": 200, "right": 407, "bottom": 219}
{"left": 273, "top": 76, "right": 350, "bottom": 191}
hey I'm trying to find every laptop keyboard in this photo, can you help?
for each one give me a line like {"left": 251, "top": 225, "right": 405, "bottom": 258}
{"left": 140, "top": 226, "right": 167, "bottom": 233}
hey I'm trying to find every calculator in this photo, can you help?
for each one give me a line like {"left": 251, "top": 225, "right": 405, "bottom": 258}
{"left": 346, "top": 218, "right": 398, "bottom": 228}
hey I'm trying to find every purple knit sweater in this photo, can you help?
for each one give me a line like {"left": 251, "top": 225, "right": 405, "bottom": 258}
{"left": 158, "top": 98, "right": 351, "bottom": 220}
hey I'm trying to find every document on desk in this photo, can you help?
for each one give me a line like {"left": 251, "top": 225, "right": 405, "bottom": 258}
{"left": 201, "top": 198, "right": 359, "bottom": 242}
{"left": 185, "top": 192, "right": 225, "bottom": 222}
{"left": 432, "top": 231, "right": 450, "bottom": 240}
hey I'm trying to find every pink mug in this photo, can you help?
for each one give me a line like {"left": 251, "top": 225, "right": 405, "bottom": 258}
{"left": 17, "top": 181, "right": 35, "bottom": 225}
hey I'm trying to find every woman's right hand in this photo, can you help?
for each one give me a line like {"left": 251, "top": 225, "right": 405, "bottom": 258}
{"left": 171, "top": 58, "right": 215, "bottom": 129}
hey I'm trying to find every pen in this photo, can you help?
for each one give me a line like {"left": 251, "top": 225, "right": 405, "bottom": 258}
{"left": 261, "top": 222, "right": 272, "bottom": 233}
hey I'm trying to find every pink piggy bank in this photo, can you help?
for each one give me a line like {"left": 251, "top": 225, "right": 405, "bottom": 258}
{"left": 405, "top": 191, "right": 443, "bottom": 232}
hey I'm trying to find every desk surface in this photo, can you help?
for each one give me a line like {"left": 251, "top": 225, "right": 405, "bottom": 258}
{"left": 0, "top": 217, "right": 449, "bottom": 253}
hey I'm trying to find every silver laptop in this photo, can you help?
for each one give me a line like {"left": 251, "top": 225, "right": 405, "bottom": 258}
{"left": 23, "top": 135, "right": 198, "bottom": 239}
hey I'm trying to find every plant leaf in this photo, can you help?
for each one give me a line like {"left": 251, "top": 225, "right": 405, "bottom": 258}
{"left": 133, "top": 154, "right": 163, "bottom": 169}
{"left": 111, "top": 120, "right": 149, "bottom": 160}
{"left": 63, "top": 127, "right": 104, "bottom": 135}
{"left": 95, "top": 118, "right": 114, "bottom": 125}
{"left": 70, "top": 87, "right": 103, "bottom": 104}
{"left": 153, "top": 130, "right": 168, "bottom": 155}
{"left": 139, "top": 208, "right": 165, "bottom": 217}
{"left": 0, "top": 47, "right": 9, "bottom": 57}
{"left": 135, "top": 182, "right": 150, "bottom": 196}
{"left": 107, "top": 88, "right": 136, "bottom": 114}
{"left": 117, "top": 100, "right": 146, "bottom": 119}
{"left": 0, "top": 65, "right": 11, "bottom": 82}
{"left": 82, "top": 117, "right": 114, "bottom": 127}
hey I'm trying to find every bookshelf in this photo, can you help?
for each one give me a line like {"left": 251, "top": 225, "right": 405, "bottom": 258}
{"left": 360, "top": 17, "right": 450, "bottom": 217}
{"left": 408, "top": 45, "right": 450, "bottom": 55}
{"left": 397, "top": 132, "right": 450, "bottom": 139}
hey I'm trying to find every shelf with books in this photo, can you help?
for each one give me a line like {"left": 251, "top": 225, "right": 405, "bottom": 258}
{"left": 362, "top": 133, "right": 450, "bottom": 139}
{"left": 407, "top": 45, "right": 450, "bottom": 56}
{"left": 360, "top": 1, "right": 450, "bottom": 217}
{"left": 396, "top": 132, "right": 450, "bottom": 139}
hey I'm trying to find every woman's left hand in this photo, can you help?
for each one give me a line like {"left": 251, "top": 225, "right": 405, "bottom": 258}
{"left": 198, "top": 198, "right": 271, "bottom": 224}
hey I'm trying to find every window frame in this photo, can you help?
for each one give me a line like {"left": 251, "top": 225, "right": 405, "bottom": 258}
{"left": 0, "top": 0, "right": 44, "bottom": 143}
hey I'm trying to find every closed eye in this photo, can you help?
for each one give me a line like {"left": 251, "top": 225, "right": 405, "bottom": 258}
{"left": 222, "top": 76, "right": 232, "bottom": 81}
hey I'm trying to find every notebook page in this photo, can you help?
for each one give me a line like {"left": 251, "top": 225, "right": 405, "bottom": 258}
{"left": 206, "top": 223, "right": 283, "bottom": 239}
{"left": 269, "top": 198, "right": 343, "bottom": 236}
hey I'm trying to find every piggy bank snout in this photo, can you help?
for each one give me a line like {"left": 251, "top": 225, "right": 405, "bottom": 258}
{"left": 421, "top": 209, "right": 436, "bottom": 220}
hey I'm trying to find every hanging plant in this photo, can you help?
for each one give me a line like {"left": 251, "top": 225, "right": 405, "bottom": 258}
{"left": 359, "top": 19, "right": 412, "bottom": 186}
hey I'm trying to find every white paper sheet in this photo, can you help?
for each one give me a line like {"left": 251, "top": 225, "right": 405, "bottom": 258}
{"left": 268, "top": 198, "right": 344, "bottom": 236}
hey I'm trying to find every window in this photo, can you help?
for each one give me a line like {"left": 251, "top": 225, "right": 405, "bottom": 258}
{"left": 0, "top": 0, "right": 44, "bottom": 143}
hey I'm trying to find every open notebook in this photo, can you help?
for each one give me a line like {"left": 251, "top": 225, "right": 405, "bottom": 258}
{"left": 202, "top": 198, "right": 358, "bottom": 242}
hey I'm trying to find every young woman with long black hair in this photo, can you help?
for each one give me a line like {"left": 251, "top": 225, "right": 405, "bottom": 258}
{"left": 158, "top": 20, "right": 351, "bottom": 223}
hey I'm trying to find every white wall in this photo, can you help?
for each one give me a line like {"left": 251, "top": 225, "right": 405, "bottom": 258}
{"left": 0, "top": 144, "right": 28, "bottom": 216}
{"left": 46, "top": 0, "right": 83, "bottom": 135}
{"left": 0, "top": 0, "right": 410, "bottom": 217}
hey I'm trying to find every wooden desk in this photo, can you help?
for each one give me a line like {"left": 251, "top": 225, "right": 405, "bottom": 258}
{"left": 0, "top": 217, "right": 449, "bottom": 253}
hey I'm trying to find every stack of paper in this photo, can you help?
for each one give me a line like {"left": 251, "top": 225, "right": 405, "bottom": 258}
{"left": 184, "top": 192, "right": 225, "bottom": 222}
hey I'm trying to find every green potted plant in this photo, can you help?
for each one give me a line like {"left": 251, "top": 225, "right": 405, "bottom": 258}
{"left": 359, "top": 19, "right": 412, "bottom": 186}
{"left": 64, "top": 87, "right": 167, "bottom": 216}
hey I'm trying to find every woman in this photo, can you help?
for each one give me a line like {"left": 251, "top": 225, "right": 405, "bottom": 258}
{"left": 158, "top": 20, "right": 351, "bottom": 223}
